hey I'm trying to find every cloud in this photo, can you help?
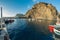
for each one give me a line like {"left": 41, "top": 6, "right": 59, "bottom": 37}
{"left": 32, "top": 0, "right": 37, "bottom": 2}
{"left": 3, "top": 8, "right": 15, "bottom": 17}
{"left": 3, "top": 13, "right": 15, "bottom": 17}
{"left": 32, "top": 0, "right": 39, "bottom": 3}
{"left": 36, "top": 1, "right": 39, "bottom": 3}
{"left": 27, "top": 5, "right": 30, "bottom": 9}
{"left": 0, "top": 5, "right": 15, "bottom": 17}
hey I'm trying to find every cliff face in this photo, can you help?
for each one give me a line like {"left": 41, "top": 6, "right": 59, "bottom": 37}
{"left": 26, "top": 2, "right": 58, "bottom": 20}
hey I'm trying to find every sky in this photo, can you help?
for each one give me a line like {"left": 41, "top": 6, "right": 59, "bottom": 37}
{"left": 0, "top": 0, "right": 60, "bottom": 17}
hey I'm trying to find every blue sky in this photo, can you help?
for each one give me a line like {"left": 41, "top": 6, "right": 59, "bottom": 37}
{"left": 0, "top": 0, "right": 60, "bottom": 17}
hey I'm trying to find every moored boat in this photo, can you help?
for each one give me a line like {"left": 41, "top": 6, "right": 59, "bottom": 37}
{"left": 49, "top": 24, "right": 60, "bottom": 38}
{"left": 0, "top": 7, "right": 10, "bottom": 40}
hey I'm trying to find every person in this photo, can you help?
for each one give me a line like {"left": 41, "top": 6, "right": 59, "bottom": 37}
{"left": 56, "top": 14, "right": 60, "bottom": 25}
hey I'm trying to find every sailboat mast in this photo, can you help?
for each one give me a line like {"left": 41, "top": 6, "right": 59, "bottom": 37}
{"left": 1, "top": 7, "right": 2, "bottom": 18}
{"left": 1, "top": 7, "right": 3, "bottom": 29}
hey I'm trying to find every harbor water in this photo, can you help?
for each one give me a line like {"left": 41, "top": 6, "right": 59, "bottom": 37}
{"left": 6, "top": 19, "right": 55, "bottom": 40}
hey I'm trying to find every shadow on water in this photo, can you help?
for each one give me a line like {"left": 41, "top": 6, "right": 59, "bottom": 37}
{"left": 6, "top": 19, "right": 56, "bottom": 40}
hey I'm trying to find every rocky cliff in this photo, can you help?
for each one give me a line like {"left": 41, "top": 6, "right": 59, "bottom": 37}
{"left": 26, "top": 2, "right": 58, "bottom": 20}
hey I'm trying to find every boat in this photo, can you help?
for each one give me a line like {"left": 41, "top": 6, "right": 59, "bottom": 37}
{"left": 5, "top": 19, "right": 14, "bottom": 24}
{"left": 0, "top": 23, "right": 10, "bottom": 40}
{"left": 0, "top": 7, "right": 10, "bottom": 40}
{"left": 49, "top": 24, "right": 60, "bottom": 38}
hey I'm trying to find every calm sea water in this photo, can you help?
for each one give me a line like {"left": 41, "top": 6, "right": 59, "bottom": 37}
{"left": 6, "top": 19, "right": 54, "bottom": 40}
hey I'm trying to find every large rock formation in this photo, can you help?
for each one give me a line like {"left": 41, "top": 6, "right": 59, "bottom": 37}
{"left": 26, "top": 2, "right": 58, "bottom": 19}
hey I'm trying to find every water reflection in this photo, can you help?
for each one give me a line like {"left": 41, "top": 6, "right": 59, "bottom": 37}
{"left": 6, "top": 19, "right": 56, "bottom": 40}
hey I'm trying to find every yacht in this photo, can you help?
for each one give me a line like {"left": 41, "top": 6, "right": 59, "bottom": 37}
{"left": 0, "top": 7, "right": 10, "bottom": 40}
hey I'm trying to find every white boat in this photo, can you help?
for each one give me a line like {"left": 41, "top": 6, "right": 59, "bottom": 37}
{"left": 0, "top": 23, "right": 10, "bottom": 40}
{"left": 0, "top": 7, "right": 10, "bottom": 40}
{"left": 54, "top": 24, "right": 60, "bottom": 35}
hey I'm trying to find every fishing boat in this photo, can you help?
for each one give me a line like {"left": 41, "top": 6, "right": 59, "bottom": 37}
{"left": 49, "top": 24, "right": 60, "bottom": 38}
{"left": 0, "top": 7, "right": 10, "bottom": 40}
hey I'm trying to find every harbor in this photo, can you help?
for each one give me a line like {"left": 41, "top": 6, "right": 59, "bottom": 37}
{"left": 0, "top": 0, "right": 60, "bottom": 40}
